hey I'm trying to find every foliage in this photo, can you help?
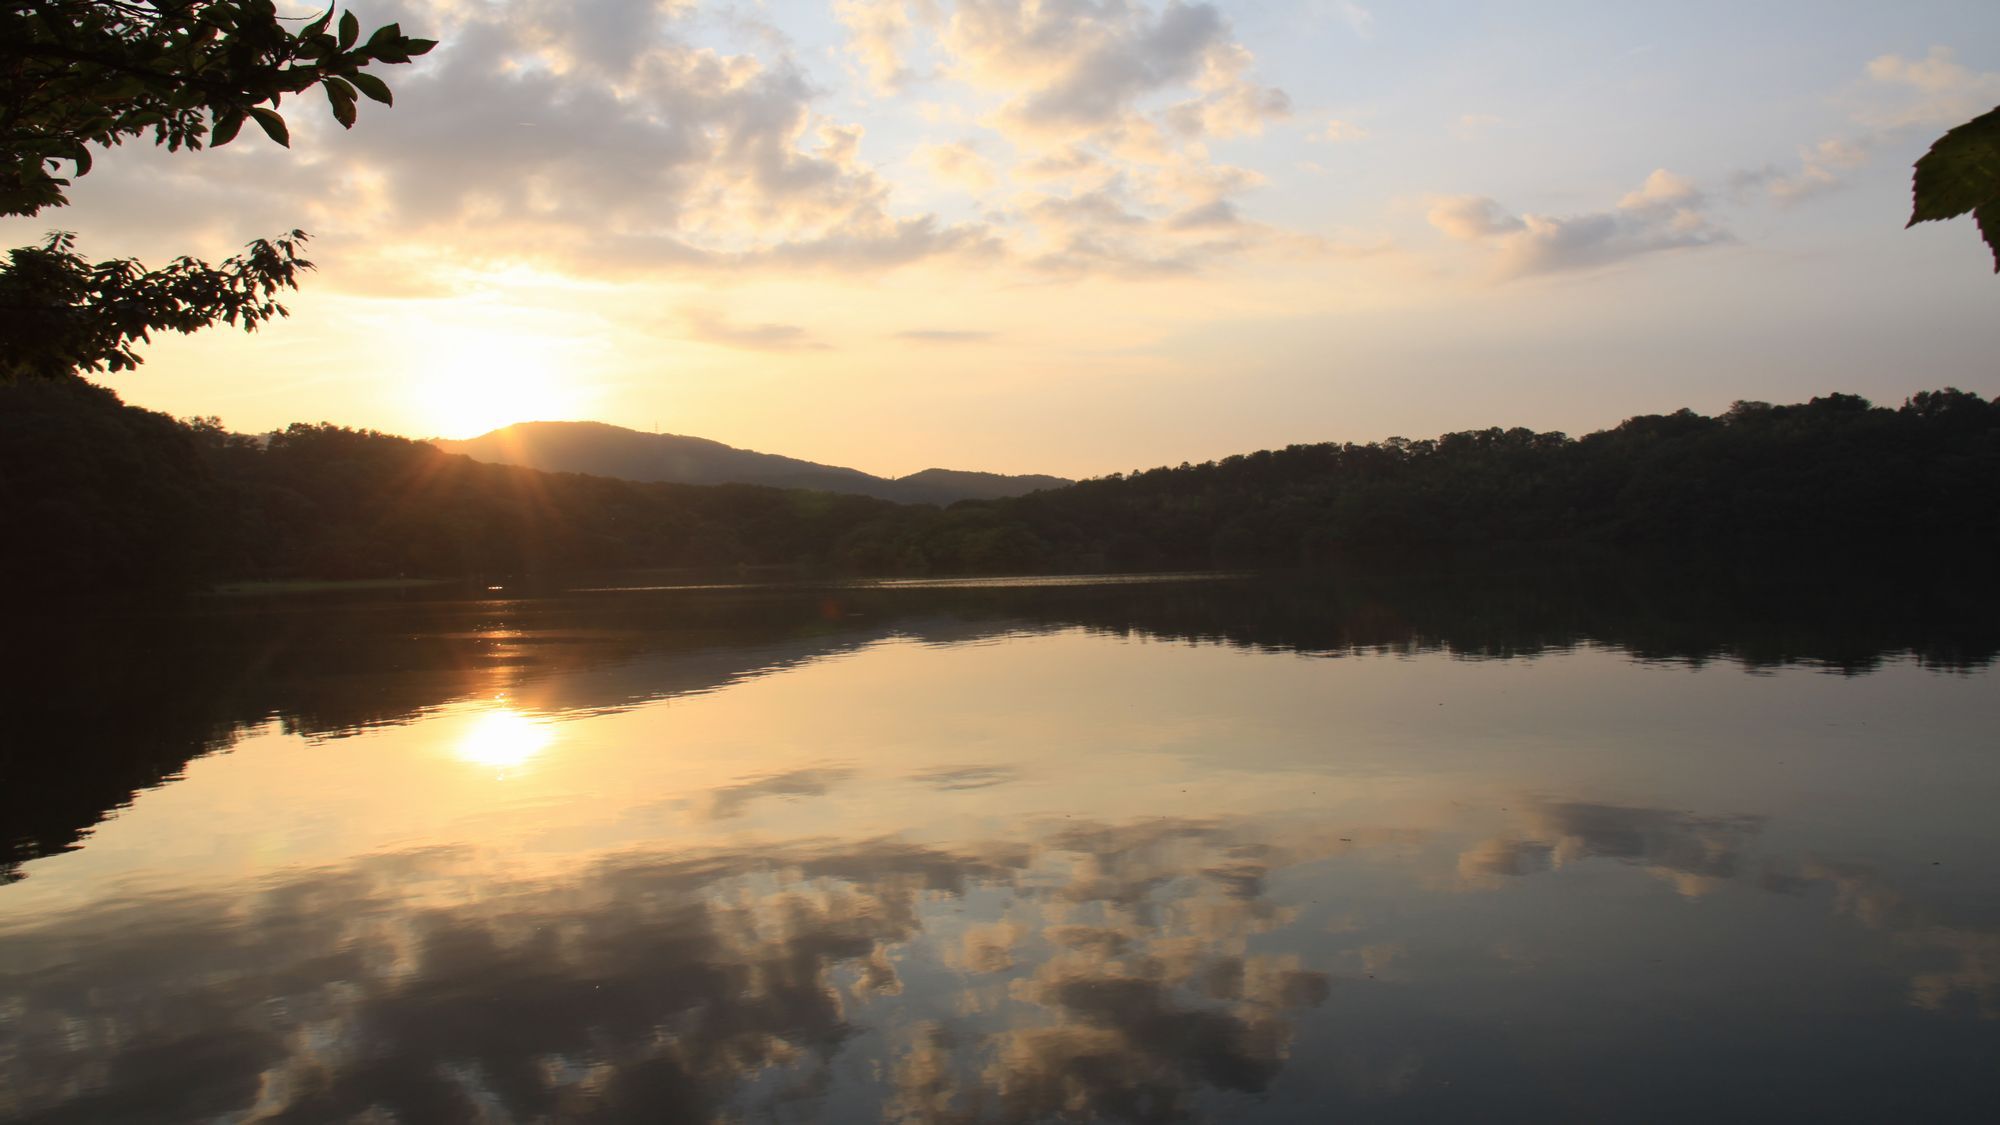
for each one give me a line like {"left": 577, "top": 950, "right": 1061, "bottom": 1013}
{"left": 0, "top": 229, "right": 309, "bottom": 378}
{"left": 0, "top": 1, "right": 433, "bottom": 378}
{"left": 1909, "top": 105, "right": 2000, "bottom": 272}
{"left": 917, "top": 388, "right": 2000, "bottom": 572}
{"left": 0, "top": 375, "right": 219, "bottom": 591}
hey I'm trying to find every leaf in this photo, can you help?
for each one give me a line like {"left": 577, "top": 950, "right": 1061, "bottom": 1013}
{"left": 339, "top": 10, "right": 360, "bottom": 50}
{"left": 248, "top": 107, "right": 290, "bottom": 147}
{"left": 1976, "top": 202, "right": 2000, "bottom": 274}
{"left": 349, "top": 71, "right": 393, "bottom": 106}
{"left": 210, "top": 111, "right": 246, "bottom": 147}
{"left": 325, "top": 80, "right": 357, "bottom": 128}
{"left": 405, "top": 38, "right": 438, "bottom": 57}
{"left": 1908, "top": 105, "right": 2000, "bottom": 226}
{"left": 303, "top": 7, "right": 334, "bottom": 39}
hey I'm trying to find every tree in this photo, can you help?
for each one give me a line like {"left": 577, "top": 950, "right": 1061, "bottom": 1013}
{"left": 1908, "top": 105, "right": 2000, "bottom": 273}
{"left": 0, "top": 1, "right": 435, "bottom": 379}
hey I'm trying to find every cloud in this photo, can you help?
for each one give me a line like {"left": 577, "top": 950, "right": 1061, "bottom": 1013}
{"left": 1163, "top": 42, "right": 1294, "bottom": 139}
{"left": 595, "top": 0, "right": 1298, "bottom": 281}
{"left": 1429, "top": 169, "right": 1733, "bottom": 279}
{"left": 1727, "top": 48, "right": 1999, "bottom": 213}
{"left": 912, "top": 1, "right": 1292, "bottom": 273}
{"left": 1427, "top": 195, "right": 1526, "bottom": 241}
{"left": 1166, "top": 198, "right": 1242, "bottom": 230}
{"left": 1861, "top": 47, "right": 2000, "bottom": 129}
{"left": 1617, "top": 168, "right": 1703, "bottom": 212}
{"left": 1757, "top": 137, "right": 1872, "bottom": 204}
{"left": 1319, "top": 118, "right": 1371, "bottom": 143}
{"left": 1017, "top": 181, "right": 1252, "bottom": 276}
{"left": 36, "top": 0, "right": 1314, "bottom": 295}
{"left": 834, "top": 0, "right": 933, "bottom": 93}
{"left": 893, "top": 328, "right": 998, "bottom": 344}
{"left": 47, "top": 0, "right": 1005, "bottom": 286}
{"left": 942, "top": 0, "right": 1286, "bottom": 140}
{"left": 915, "top": 139, "right": 1000, "bottom": 192}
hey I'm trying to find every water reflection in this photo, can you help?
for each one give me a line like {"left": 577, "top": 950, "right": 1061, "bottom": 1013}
{"left": 0, "top": 817, "right": 1326, "bottom": 1122}
{"left": 453, "top": 707, "right": 556, "bottom": 772}
{"left": 6, "top": 556, "right": 1997, "bottom": 879}
{"left": 5, "top": 794, "right": 1998, "bottom": 1121}
{"left": 2, "top": 561, "right": 1998, "bottom": 1120}
{"left": 1456, "top": 801, "right": 1763, "bottom": 893}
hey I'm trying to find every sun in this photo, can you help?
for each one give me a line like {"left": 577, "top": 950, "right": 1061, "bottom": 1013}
{"left": 408, "top": 332, "right": 592, "bottom": 439}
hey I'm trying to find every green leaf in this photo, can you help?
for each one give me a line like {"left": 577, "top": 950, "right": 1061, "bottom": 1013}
{"left": 1975, "top": 202, "right": 2000, "bottom": 274}
{"left": 349, "top": 72, "right": 393, "bottom": 105}
{"left": 248, "top": 107, "right": 290, "bottom": 147}
{"left": 405, "top": 38, "right": 438, "bottom": 57}
{"left": 303, "top": 7, "right": 334, "bottom": 39}
{"left": 210, "top": 111, "right": 246, "bottom": 147}
{"left": 1908, "top": 106, "right": 2000, "bottom": 226}
{"left": 339, "top": 10, "right": 360, "bottom": 50}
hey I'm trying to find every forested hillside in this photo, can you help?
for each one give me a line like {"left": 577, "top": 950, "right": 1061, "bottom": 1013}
{"left": 901, "top": 389, "right": 2000, "bottom": 572}
{"left": 434, "top": 421, "right": 1071, "bottom": 504}
{"left": 4, "top": 380, "right": 1995, "bottom": 594}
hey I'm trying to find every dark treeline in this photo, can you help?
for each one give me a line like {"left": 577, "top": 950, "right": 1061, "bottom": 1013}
{"left": 4, "top": 379, "right": 1997, "bottom": 590}
{"left": 6, "top": 556, "right": 1997, "bottom": 882}
{"left": 2, "top": 379, "right": 904, "bottom": 591}
{"left": 842, "top": 387, "right": 2000, "bottom": 573}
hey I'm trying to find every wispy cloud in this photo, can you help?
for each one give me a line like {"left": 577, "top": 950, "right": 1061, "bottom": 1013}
{"left": 1731, "top": 47, "right": 2000, "bottom": 210}
{"left": 1860, "top": 46, "right": 2000, "bottom": 129}
{"left": 916, "top": 139, "right": 1000, "bottom": 192}
{"left": 1319, "top": 118, "right": 1371, "bottom": 143}
{"left": 1430, "top": 169, "right": 1732, "bottom": 279}
{"left": 894, "top": 328, "right": 998, "bottom": 343}
{"left": 682, "top": 309, "right": 829, "bottom": 352}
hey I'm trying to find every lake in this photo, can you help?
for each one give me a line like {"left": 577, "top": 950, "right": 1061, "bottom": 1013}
{"left": 3, "top": 561, "right": 1997, "bottom": 1123}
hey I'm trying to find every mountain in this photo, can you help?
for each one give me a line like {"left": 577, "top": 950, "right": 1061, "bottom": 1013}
{"left": 896, "top": 467, "right": 1076, "bottom": 503}
{"left": 431, "top": 421, "right": 1070, "bottom": 504}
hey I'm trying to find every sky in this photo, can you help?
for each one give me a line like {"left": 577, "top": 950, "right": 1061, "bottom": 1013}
{"left": 10, "top": 0, "right": 2000, "bottom": 478}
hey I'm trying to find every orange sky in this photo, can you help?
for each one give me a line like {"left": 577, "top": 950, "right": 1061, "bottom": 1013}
{"left": 7, "top": 0, "right": 1999, "bottom": 478}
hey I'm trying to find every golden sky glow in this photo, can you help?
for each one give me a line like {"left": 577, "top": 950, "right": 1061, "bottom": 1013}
{"left": 7, "top": 2, "right": 2000, "bottom": 476}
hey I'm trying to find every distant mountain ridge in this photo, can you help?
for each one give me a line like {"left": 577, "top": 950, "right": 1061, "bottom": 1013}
{"left": 432, "top": 421, "right": 1070, "bottom": 504}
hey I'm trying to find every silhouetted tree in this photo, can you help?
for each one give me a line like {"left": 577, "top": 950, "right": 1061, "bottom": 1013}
{"left": 0, "top": 2, "right": 435, "bottom": 378}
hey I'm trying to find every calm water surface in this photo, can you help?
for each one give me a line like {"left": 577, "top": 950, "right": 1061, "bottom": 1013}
{"left": 2, "top": 567, "right": 1997, "bottom": 1122}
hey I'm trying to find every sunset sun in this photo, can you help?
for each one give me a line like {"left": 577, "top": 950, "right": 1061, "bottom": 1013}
{"left": 409, "top": 333, "right": 590, "bottom": 439}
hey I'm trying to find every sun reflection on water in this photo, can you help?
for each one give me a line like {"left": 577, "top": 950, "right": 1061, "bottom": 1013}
{"left": 454, "top": 707, "right": 554, "bottom": 772}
